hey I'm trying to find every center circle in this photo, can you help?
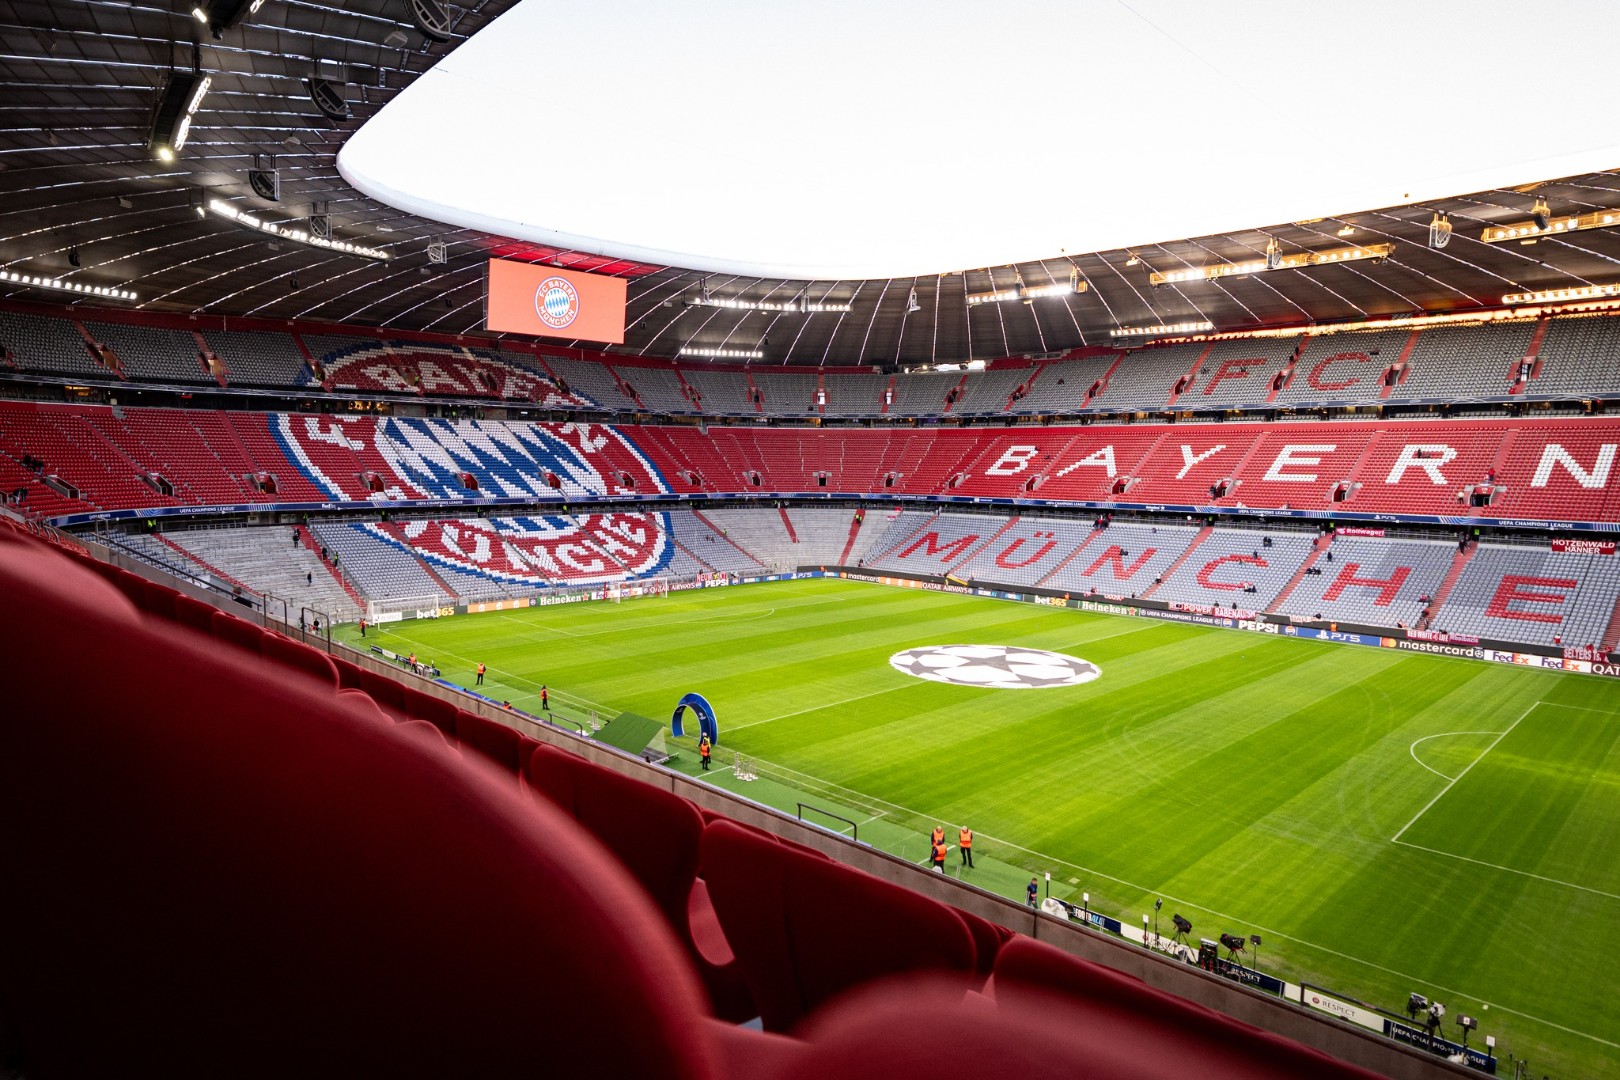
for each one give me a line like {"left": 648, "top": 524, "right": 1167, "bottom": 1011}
{"left": 889, "top": 645, "right": 1101, "bottom": 689}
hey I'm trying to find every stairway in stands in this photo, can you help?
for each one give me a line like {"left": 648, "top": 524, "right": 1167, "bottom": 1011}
{"left": 1265, "top": 534, "right": 1332, "bottom": 614}
{"left": 1418, "top": 541, "right": 1477, "bottom": 629}
{"left": 1139, "top": 526, "right": 1213, "bottom": 599}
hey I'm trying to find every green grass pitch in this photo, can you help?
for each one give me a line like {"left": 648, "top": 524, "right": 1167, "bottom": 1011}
{"left": 338, "top": 578, "right": 1620, "bottom": 1077}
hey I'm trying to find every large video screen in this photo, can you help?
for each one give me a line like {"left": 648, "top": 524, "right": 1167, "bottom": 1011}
{"left": 485, "top": 259, "right": 627, "bottom": 344}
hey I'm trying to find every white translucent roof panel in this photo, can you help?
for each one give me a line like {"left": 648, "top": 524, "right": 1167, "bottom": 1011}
{"left": 340, "top": 0, "right": 1620, "bottom": 280}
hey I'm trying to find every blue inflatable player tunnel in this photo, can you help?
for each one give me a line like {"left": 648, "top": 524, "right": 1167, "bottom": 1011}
{"left": 671, "top": 692, "right": 719, "bottom": 745}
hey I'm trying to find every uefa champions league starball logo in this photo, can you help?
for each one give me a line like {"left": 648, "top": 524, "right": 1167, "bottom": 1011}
{"left": 889, "top": 645, "right": 1101, "bottom": 689}
{"left": 535, "top": 275, "right": 580, "bottom": 330}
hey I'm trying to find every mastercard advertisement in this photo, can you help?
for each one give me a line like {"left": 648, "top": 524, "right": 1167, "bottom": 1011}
{"left": 485, "top": 259, "right": 627, "bottom": 344}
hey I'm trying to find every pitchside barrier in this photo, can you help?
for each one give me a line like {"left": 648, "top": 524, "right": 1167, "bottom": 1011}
{"left": 802, "top": 565, "right": 1620, "bottom": 680}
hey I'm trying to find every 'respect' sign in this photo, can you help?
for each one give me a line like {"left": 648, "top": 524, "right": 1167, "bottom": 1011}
{"left": 486, "top": 259, "right": 627, "bottom": 344}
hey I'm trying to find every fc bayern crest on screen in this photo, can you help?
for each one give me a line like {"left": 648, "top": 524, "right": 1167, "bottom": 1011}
{"left": 889, "top": 645, "right": 1101, "bottom": 689}
{"left": 535, "top": 276, "right": 581, "bottom": 330}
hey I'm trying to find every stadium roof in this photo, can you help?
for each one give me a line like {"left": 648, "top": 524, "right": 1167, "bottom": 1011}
{"left": 2, "top": 0, "right": 1620, "bottom": 366}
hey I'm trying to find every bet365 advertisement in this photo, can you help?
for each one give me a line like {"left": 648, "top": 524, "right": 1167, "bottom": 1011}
{"left": 486, "top": 259, "right": 627, "bottom": 344}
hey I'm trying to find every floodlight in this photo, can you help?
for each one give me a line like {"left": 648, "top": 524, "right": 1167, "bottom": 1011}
{"left": 1532, "top": 195, "right": 1552, "bottom": 231}
{"left": 148, "top": 71, "right": 211, "bottom": 161}
{"left": 1265, "top": 236, "right": 1283, "bottom": 270}
{"left": 193, "top": 0, "right": 267, "bottom": 37}
{"left": 1458, "top": 1015, "right": 1477, "bottom": 1031}
{"left": 1428, "top": 211, "right": 1452, "bottom": 249}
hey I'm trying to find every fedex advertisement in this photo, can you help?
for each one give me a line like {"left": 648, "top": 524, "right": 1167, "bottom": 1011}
{"left": 486, "top": 259, "right": 627, "bottom": 344}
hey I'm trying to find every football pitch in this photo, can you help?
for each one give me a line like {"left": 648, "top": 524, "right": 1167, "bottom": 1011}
{"left": 339, "top": 578, "right": 1620, "bottom": 1077}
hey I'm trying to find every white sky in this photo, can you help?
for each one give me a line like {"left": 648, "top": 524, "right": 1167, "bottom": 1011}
{"left": 340, "top": 0, "right": 1620, "bottom": 280}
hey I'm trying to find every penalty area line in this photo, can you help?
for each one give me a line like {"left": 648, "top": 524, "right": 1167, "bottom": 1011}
{"left": 1406, "top": 731, "right": 1503, "bottom": 782}
{"left": 1390, "top": 839, "right": 1620, "bottom": 902}
{"left": 1390, "top": 704, "right": 1532, "bottom": 843}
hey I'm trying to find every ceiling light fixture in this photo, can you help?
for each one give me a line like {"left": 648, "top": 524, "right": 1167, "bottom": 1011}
{"left": 147, "top": 70, "right": 211, "bottom": 162}
{"left": 966, "top": 267, "right": 1085, "bottom": 307}
{"left": 0, "top": 270, "right": 136, "bottom": 301}
{"left": 1264, "top": 237, "right": 1283, "bottom": 270}
{"left": 685, "top": 292, "right": 851, "bottom": 313}
{"left": 906, "top": 286, "right": 921, "bottom": 313}
{"left": 678, "top": 346, "right": 764, "bottom": 359}
{"left": 1502, "top": 283, "right": 1620, "bottom": 305}
{"left": 1480, "top": 207, "right": 1618, "bottom": 244}
{"left": 204, "top": 198, "right": 390, "bottom": 260}
{"left": 1150, "top": 242, "right": 1393, "bottom": 286}
{"left": 1336, "top": 225, "right": 1356, "bottom": 237}
{"left": 1110, "top": 320, "right": 1214, "bottom": 338}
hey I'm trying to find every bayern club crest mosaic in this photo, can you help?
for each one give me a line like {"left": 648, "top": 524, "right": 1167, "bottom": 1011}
{"left": 889, "top": 645, "right": 1101, "bottom": 689}
{"left": 535, "top": 276, "right": 581, "bottom": 330}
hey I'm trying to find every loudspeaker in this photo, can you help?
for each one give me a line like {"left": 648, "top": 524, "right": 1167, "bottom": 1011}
{"left": 408, "top": 0, "right": 453, "bottom": 42}
{"left": 248, "top": 167, "right": 280, "bottom": 202}
{"left": 307, "top": 78, "right": 349, "bottom": 122}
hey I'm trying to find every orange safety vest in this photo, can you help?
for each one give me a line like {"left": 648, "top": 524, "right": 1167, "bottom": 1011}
{"left": 931, "top": 827, "right": 944, "bottom": 846}
{"left": 932, "top": 842, "right": 947, "bottom": 864}
{"left": 477, "top": 663, "right": 485, "bottom": 675}
{"left": 959, "top": 828, "right": 973, "bottom": 849}
{"left": 700, "top": 739, "right": 711, "bottom": 758}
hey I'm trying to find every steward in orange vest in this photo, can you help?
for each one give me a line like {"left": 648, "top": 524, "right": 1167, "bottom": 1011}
{"left": 930, "top": 841, "right": 948, "bottom": 872}
{"left": 958, "top": 826, "right": 974, "bottom": 868}
{"left": 931, "top": 825, "right": 945, "bottom": 849}
{"left": 699, "top": 735, "right": 712, "bottom": 771}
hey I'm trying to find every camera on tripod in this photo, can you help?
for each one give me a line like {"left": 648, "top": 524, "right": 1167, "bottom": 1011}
{"left": 1218, "top": 932, "right": 1246, "bottom": 953}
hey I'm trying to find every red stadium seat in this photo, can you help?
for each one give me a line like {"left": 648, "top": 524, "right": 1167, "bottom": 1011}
{"left": 454, "top": 708, "right": 527, "bottom": 775}
{"left": 0, "top": 533, "right": 726, "bottom": 1079}
{"left": 698, "top": 817, "right": 978, "bottom": 1032}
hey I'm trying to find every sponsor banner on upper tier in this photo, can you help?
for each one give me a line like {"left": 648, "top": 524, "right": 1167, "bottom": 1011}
{"left": 1551, "top": 539, "right": 1616, "bottom": 554}
{"left": 1334, "top": 526, "right": 1386, "bottom": 537}
{"left": 1299, "top": 985, "right": 1384, "bottom": 1033}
